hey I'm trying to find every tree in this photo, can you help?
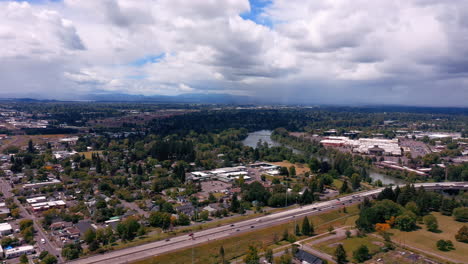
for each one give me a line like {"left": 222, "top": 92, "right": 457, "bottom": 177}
{"left": 200, "top": 210, "right": 209, "bottom": 221}
{"left": 334, "top": 244, "right": 347, "bottom": 264}
{"left": 279, "top": 167, "right": 289, "bottom": 176}
{"left": 375, "top": 223, "right": 390, "bottom": 233}
{"left": 244, "top": 245, "right": 260, "bottom": 264}
{"left": 436, "top": 240, "right": 455, "bottom": 251}
{"left": 116, "top": 217, "right": 141, "bottom": 241}
{"left": 453, "top": 207, "right": 468, "bottom": 222}
{"left": 405, "top": 201, "right": 420, "bottom": 216}
{"left": 20, "top": 254, "right": 28, "bottom": 264}
{"left": 340, "top": 180, "right": 350, "bottom": 194}
{"left": 19, "top": 219, "right": 33, "bottom": 231}
{"left": 345, "top": 230, "right": 352, "bottom": 238}
{"left": 300, "top": 188, "right": 314, "bottom": 205}
{"left": 61, "top": 243, "right": 82, "bottom": 260}
{"left": 230, "top": 193, "right": 241, "bottom": 213}
{"left": 83, "top": 229, "right": 96, "bottom": 244}
{"left": 395, "top": 213, "right": 416, "bottom": 231}
{"left": 377, "top": 187, "right": 395, "bottom": 201}
{"left": 301, "top": 217, "right": 313, "bottom": 236}
{"left": 27, "top": 139, "right": 35, "bottom": 153}
{"left": 351, "top": 173, "right": 361, "bottom": 190}
{"left": 455, "top": 225, "right": 468, "bottom": 243}
{"left": 220, "top": 246, "right": 225, "bottom": 264}
{"left": 42, "top": 254, "right": 58, "bottom": 264}
{"left": 423, "top": 214, "right": 438, "bottom": 232}
{"left": 149, "top": 212, "right": 171, "bottom": 229}
{"left": 177, "top": 213, "right": 191, "bottom": 226}
{"left": 265, "top": 248, "right": 273, "bottom": 263}
{"left": 282, "top": 228, "right": 289, "bottom": 241}
{"left": 289, "top": 166, "right": 296, "bottom": 177}
{"left": 353, "top": 245, "right": 370, "bottom": 263}
{"left": 295, "top": 223, "right": 301, "bottom": 236}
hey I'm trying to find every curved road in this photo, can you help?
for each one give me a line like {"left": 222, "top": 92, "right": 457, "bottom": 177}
{"left": 68, "top": 182, "right": 468, "bottom": 264}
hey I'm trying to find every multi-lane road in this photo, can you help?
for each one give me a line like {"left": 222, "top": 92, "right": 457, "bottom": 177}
{"left": 68, "top": 182, "right": 468, "bottom": 264}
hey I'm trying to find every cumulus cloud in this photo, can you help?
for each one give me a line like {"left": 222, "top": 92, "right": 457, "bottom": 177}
{"left": 0, "top": 0, "right": 467, "bottom": 105}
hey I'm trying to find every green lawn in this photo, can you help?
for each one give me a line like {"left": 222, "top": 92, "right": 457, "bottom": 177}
{"left": 390, "top": 212, "right": 468, "bottom": 263}
{"left": 315, "top": 235, "right": 382, "bottom": 260}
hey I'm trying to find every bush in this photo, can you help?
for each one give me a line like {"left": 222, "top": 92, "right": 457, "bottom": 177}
{"left": 455, "top": 225, "right": 468, "bottom": 243}
{"left": 436, "top": 240, "right": 455, "bottom": 251}
{"left": 353, "top": 245, "right": 371, "bottom": 263}
{"left": 423, "top": 214, "right": 438, "bottom": 232}
{"left": 453, "top": 207, "right": 468, "bottom": 222}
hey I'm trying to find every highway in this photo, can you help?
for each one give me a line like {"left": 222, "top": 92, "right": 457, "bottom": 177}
{"left": 67, "top": 182, "right": 468, "bottom": 264}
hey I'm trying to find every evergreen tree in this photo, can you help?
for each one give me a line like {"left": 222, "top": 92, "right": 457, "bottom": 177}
{"left": 220, "top": 246, "right": 225, "bottom": 264}
{"left": 289, "top": 166, "right": 296, "bottom": 177}
{"left": 351, "top": 173, "right": 361, "bottom": 190}
{"left": 265, "top": 248, "right": 273, "bottom": 263}
{"left": 340, "top": 180, "right": 350, "bottom": 194}
{"left": 334, "top": 244, "right": 347, "bottom": 264}
{"left": 353, "top": 245, "right": 370, "bottom": 262}
{"left": 243, "top": 245, "right": 260, "bottom": 264}
{"left": 301, "top": 216, "right": 312, "bottom": 236}
{"left": 295, "top": 223, "right": 301, "bottom": 236}
{"left": 230, "top": 193, "right": 241, "bottom": 213}
{"left": 27, "top": 139, "right": 35, "bottom": 153}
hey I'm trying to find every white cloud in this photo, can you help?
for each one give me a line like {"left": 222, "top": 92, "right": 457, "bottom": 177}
{"left": 0, "top": 0, "right": 468, "bottom": 105}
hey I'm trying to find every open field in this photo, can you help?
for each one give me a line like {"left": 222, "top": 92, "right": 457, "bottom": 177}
{"left": 314, "top": 235, "right": 382, "bottom": 260}
{"left": 79, "top": 150, "right": 103, "bottom": 159}
{"left": 0, "top": 134, "right": 71, "bottom": 152}
{"left": 390, "top": 212, "right": 468, "bottom": 263}
{"left": 133, "top": 205, "right": 359, "bottom": 264}
{"left": 271, "top": 161, "right": 310, "bottom": 175}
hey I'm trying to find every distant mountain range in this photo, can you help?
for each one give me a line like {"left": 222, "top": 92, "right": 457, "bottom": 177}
{"left": 0, "top": 93, "right": 257, "bottom": 104}
{"left": 83, "top": 93, "right": 256, "bottom": 104}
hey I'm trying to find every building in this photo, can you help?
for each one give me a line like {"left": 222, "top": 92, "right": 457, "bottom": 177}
{"left": 175, "top": 203, "right": 195, "bottom": 216}
{"left": 295, "top": 249, "right": 323, "bottom": 264}
{"left": 5, "top": 245, "right": 35, "bottom": 259}
{"left": 23, "top": 179, "right": 62, "bottom": 189}
{"left": 26, "top": 196, "right": 47, "bottom": 204}
{"left": 31, "top": 200, "right": 66, "bottom": 212}
{"left": 320, "top": 136, "right": 402, "bottom": 156}
{"left": 0, "top": 208, "right": 10, "bottom": 219}
{"left": 368, "top": 145, "right": 385, "bottom": 156}
{"left": 188, "top": 166, "right": 250, "bottom": 182}
{"left": 0, "top": 223, "right": 13, "bottom": 236}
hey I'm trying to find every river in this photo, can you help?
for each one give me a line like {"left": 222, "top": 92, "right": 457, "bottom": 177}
{"left": 243, "top": 130, "right": 405, "bottom": 185}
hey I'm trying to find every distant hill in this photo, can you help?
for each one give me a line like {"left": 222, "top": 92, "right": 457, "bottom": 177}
{"left": 82, "top": 93, "right": 256, "bottom": 104}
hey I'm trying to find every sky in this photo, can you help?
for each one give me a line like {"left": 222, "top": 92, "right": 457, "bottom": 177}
{"left": 1, "top": 0, "right": 468, "bottom": 106}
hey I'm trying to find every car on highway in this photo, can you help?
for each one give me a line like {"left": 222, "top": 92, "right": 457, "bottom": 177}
{"left": 250, "top": 225, "right": 254, "bottom": 228}
{"left": 165, "top": 238, "right": 170, "bottom": 242}
{"left": 41, "top": 239, "right": 45, "bottom": 244}
{"left": 230, "top": 224, "right": 235, "bottom": 227}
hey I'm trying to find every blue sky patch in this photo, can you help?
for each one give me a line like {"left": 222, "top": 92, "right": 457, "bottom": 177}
{"left": 130, "top": 53, "right": 165, "bottom": 67}
{"left": 240, "top": 0, "right": 273, "bottom": 28}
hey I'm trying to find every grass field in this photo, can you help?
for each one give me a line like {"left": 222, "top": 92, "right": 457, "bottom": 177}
{"left": 0, "top": 134, "right": 70, "bottom": 152}
{"left": 132, "top": 205, "right": 359, "bottom": 264}
{"left": 390, "top": 212, "right": 468, "bottom": 263}
{"left": 271, "top": 161, "right": 310, "bottom": 175}
{"left": 315, "top": 235, "right": 382, "bottom": 260}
